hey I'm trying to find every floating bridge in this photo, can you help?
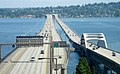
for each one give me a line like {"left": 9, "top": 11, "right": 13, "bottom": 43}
{"left": 0, "top": 14, "right": 120, "bottom": 74}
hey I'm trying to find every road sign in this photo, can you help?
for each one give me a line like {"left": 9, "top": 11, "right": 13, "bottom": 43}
{"left": 53, "top": 42, "right": 59, "bottom": 47}
{"left": 53, "top": 41, "right": 68, "bottom": 48}
{"left": 16, "top": 36, "right": 43, "bottom": 47}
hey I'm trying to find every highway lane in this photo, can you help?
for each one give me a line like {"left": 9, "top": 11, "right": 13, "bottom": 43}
{"left": 10, "top": 44, "right": 49, "bottom": 74}
{"left": 0, "top": 47, "right": 27, "bottom": 74}
{"left": 10, "top": 47, "right": 38, "bottom": 74}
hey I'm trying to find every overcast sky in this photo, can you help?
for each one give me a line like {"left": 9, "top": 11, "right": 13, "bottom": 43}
{"left": 0, "top": 0, "right": 119, "bottom": 8}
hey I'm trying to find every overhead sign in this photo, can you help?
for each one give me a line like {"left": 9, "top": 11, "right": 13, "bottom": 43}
{"left": 53, "top": 42, "right": 59, "bottom": 47}
{"left": 53, "top": 41, "right": 68, "bottom": 48}
{"left": 16, "top": 36, "right": 43, "bottom": 47}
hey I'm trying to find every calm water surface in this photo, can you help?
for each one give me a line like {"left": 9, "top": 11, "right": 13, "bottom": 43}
{"left": 61, "top": 17, "right": 120, "bottom": 52}
{"left": 0, "top": 18, "right": 45, "bottom": 58}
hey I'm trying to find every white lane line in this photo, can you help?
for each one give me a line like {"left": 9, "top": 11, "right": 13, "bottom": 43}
{"left": 11, "top": 47, "right": 32, "bottom": 74}
{"left": 32, "top": 46, "right": 42, "bottom": 74}
{"left": 11, "top": 47, "right": 33, "bottom": 74}
{"left": 35, "top": 46, "right": 43, "bottom": 74}
{"left": 21, "top": 47, "right": 38, "bottom": 74}
{"left": 23, "top": 47, "right": 38, "bottom": 74}
{"left": 36, "top": 45, "right": 46, "bottom": 74}
{"left": 0, "top": 48, "right": 25, "bottom": 73}
{"left": 28, "top": 47, "right": 41, "bottom": 74}
{"left": 40, "top": 44, "right": 48, "bottom": 74}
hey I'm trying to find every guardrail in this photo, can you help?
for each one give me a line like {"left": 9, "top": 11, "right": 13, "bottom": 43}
{"left": 88, "top": 42, "right": 120, "bottom": 54}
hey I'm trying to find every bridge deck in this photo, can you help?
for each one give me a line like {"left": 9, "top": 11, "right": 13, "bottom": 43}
{"left": 54, "top": 15, "right": 80, "bottom": 45}
{"left": 54, "top": 14, "right": 120, "bottom": 66}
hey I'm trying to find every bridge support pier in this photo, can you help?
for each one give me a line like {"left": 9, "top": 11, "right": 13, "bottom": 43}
{"left": 107, "top": 70, "right": 117, "bottom": 74}
{"left": 98, "top": 63, "right": 105, "bottom": 74}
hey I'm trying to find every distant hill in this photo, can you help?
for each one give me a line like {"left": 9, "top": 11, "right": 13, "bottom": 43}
{"left": 0, "top": 1, "right": 120, "bottom": 18}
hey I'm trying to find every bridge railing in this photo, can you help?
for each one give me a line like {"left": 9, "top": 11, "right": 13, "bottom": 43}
{"left": 64, "top": 47, "right": 69, "bottom": 68}
{"left": 64, "top": 21, "right": 80, "bottom": 38}
{"left": 0, "top": 44, "right": 18, "bottom": 63}
{"left": 54, "top": 15, "right": 80, "bottom": 38}
{"left": 88, "top": 42, "right": 120, "bottom": 54}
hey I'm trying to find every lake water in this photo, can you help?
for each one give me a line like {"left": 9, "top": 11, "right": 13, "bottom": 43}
{"left": 61, "top": 17, "right": 120, "bottom": 51}
{"left": 0, "top": 17, "right": 120, "bottom": 74}
{"left": 0, "top": 18, "right": 45, "bottom": 58}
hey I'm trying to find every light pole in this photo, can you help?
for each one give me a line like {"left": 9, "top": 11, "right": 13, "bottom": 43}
{"left": 49, "top": 30, "right": 53, "bottom": 74}
{"left": 38, "top": 58, "right": 58, "bottom": 74}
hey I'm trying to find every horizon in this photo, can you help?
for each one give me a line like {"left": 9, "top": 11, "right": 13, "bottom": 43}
{"left": 0, "top": 0, "right": 119, "bottom": 8}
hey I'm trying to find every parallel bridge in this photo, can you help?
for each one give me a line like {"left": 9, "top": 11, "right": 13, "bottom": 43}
{"left": 54, "top": 14, "right": 120, "bottom": 74}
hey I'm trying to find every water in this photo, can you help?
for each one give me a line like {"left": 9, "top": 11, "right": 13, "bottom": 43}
{"left": 61, "top": 17, "right": 120, "bottom": 52}
{"left": 0, "top": 17, "right": 120, "bottom": 74}
{"left": 0, "top": 18, "right": 45, "bottom": 58}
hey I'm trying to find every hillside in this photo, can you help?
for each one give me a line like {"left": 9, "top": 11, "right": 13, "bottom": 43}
{"left": 0, "top": 2, "right": 120, "bottom": 18}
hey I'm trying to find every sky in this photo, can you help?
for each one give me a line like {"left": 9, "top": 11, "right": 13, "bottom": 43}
{"left": 0, "top": 0, "right": 119, "bottom": 8}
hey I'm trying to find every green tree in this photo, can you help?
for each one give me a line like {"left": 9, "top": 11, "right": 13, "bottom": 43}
{"left": 91, "top": 66, "right": 96, "bottom": 74}
{"left": 76, "top": 57, "right": 91, "bottom": 74}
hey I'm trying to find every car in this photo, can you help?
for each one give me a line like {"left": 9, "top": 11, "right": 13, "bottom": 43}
{"left": 41, "top": 50, "right": 44, "bottom": 54}
{"left": 112, "top": 51, "right": 116, "bottom": 56}
{"left": 93, "top": 47, "right": 95, "bottom": 50}
{"left": 59, "top": 56, "right": 62, "bottom": 59}
{"left": 93, "top": 46, "right": 96, "bottom": 50}
{"left": 30, "top": 57, "right": 35, "bottom": 61}
{"left": 41, "top": 49, "right": 44, "bottom": 54}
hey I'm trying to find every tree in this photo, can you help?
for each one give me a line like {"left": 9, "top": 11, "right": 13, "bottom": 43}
{"left": 91, "top": 66, "right": 96, "bottom": 74}
{"left": 76, "top": 57, "right": 92, "bottom": 74}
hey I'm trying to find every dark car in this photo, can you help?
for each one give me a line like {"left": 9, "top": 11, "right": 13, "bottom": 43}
{"left": 41, "top": 49, "right": 44, "bottom": 54}
{"left": 30, "top": 57, "right": 35, "bottom": 61}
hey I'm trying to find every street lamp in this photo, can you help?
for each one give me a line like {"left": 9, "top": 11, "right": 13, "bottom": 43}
{"left": 38, "top": 58, "right": 58, "bottom": 74}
